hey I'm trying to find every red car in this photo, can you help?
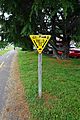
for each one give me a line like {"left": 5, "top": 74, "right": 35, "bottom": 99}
{"left": 58, "top": 48, "right": 80, "bottom": 58}
{"left": 69, "top": 48, "right": 80, "bottom": 58}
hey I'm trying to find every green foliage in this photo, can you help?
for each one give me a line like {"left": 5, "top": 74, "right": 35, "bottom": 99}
{"left": 18, "top": 51, "right": 80, "bottom": 120}
{"left": 0, "top": 49, "right": 10, "bottom": 55}
{"left": 61, "top": 0, "right": 73, "bottom": 18}
{"left": 0, "top": 41, "right": 8, "bottom": 49}
{"left": 21, "top": 22, "right": 32, "bottom": 36}
{"left": 0, "top": 0, "right": 80, "bottom": 54}
{"left": 0, "top": 0, "right": 34, "bottom": 49}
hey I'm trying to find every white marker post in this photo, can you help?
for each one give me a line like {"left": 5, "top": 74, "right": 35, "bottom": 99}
{"left": 38, "top": 53, "right": 42, "bottom": 98}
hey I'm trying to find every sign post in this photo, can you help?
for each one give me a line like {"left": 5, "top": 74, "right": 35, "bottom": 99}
{"left": 38, "top": 53, "right": 42, "bottom": 98}
{"left": 30, "top": 35, "right": 51, "bottom": 98}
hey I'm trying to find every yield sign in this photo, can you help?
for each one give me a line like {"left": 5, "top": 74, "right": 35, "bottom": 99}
{"left": 30, "top": 35, "right": 51, "bottom": 54}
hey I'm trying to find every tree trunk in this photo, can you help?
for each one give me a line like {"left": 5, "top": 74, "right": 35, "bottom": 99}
{"left": 62, "top": 36, "right": 71, "bottom": 59}
{"left": 21, "top": 36, "right": 33, "bottom": 51}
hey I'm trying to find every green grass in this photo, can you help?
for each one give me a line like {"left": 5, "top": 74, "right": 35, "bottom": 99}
{"left": 0, "top": 46, "right": 13, "bottom": 56}
{"left": 18, "top": 51, "right": 80, "bottom": 120}
{"left": 0, "top": 49, "right": 10, "bottom": 56}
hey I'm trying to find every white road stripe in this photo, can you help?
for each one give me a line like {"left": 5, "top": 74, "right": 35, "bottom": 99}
{"left": 0, "top": 62, "right": 4, "bottom": 69}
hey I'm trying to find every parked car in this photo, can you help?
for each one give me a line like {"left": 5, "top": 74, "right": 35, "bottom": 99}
{"left": 45, "top": 43, "right": 80, "bottom": 58}
{"left": 69, "top": 48, "right": 80, "bottom": 58}
{"left": 58, "top": 48, "right": 80, "bottom": 58}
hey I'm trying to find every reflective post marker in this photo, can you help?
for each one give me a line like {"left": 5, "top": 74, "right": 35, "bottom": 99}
{"left": 38, "top": 53, "right": 42, "bottom": 98}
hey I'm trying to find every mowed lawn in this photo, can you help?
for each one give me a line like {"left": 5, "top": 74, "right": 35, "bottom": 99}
{"left": 0, "top": 47, "right": 13, "bottom": 56}
{"left": 0, "top": 49, "right": 9, "bottom": 56}
{"left": 18, "top": 51, "right": 80, "bottom": 120}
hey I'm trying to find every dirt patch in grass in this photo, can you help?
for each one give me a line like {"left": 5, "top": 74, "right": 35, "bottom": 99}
{"left": 49, "top": 58, "right": 72, "bottom": 66}
{"left": 43, "top": 92, "right": 58, "bottom": 100}
{"left": 56, "top": 59, "right": 72, "bottom": 64}
{"left": 42, "top": 92, "right": 58, "bottom": 109}
{"left": 1, "top": 51, "right": 30, "bottom": 120}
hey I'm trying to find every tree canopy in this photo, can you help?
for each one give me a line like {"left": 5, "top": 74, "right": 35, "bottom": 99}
{"left": 0, "top": 0, "right": 80, "bottom": 58}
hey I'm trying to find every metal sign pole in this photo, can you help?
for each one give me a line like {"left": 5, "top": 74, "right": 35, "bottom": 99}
{"left": 38, "top": 53, "right": 42, "bottom": 98}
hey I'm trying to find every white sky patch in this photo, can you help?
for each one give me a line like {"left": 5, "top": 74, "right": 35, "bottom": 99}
{"left": 4, "top": 12, "right": 10, "bottom": 19}
{"left": 59, "top": 16, "right": 62, "bottom": 20}
{"left": 0, "top": 11, "right": 12, "bottom": 19}
{"left": 0, "top": 36, "right": 1, "bottom": 41}
{"left": 0, "top": 11, "right": 2, "bottom": 15}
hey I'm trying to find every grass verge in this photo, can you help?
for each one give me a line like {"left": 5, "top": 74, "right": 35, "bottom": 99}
{"left": 0, "top": 49, "right": 10, "bottom": 56}
{"left": 18, "top": 51, "right": 80, "bottom": 120}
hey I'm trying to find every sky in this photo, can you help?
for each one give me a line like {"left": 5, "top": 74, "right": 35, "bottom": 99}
{"left": 0, "top": 11, "right": 10, "bottom": 18}
{"left": 0, "top": 11, "right": 10, "bottom": 41}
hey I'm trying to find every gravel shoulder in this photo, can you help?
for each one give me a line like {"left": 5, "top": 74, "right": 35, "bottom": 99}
{"left": 1, "top": 52, "right": 30, "bottom": 120}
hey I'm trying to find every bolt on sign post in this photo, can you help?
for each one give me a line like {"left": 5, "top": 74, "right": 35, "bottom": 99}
{"left": 30, "top": 35, "right": 51, "bottom": 98}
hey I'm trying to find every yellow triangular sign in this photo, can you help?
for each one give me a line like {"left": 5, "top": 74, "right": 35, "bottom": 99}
{"left": 30, "top": 35, "right": 51, "bottom": 54}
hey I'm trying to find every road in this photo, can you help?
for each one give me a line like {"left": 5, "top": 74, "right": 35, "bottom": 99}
{"left": 0, "top": 50, "right": 17, "bottom": 116}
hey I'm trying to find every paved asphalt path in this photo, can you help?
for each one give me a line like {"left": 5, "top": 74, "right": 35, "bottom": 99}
{"left": 0, "top": 50, "right": 17, "bottom": 116}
